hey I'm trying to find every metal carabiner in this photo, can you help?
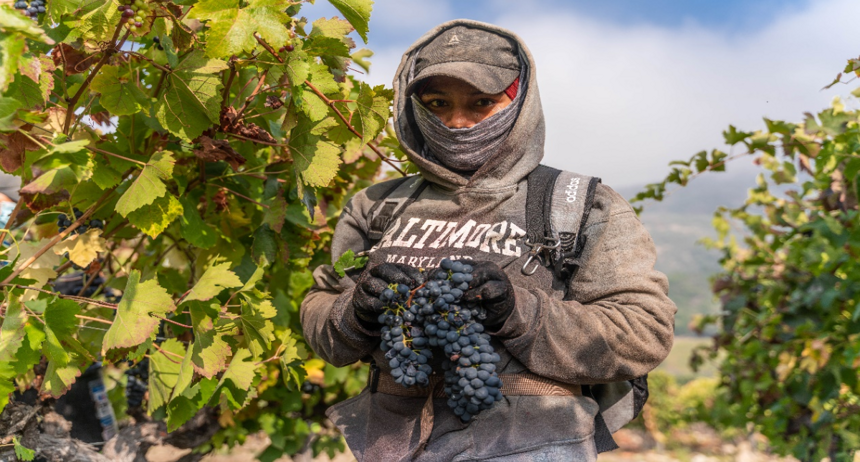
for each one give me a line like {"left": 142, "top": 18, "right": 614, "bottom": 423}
{"left": 521, "top": 237, "right": 560, "bottom": 275}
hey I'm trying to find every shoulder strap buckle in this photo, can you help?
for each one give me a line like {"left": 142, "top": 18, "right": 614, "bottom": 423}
{"left": 521, "top": 236, "right": 560, "bottom": 275}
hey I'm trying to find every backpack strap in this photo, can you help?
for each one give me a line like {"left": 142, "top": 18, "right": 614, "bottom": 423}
{"left": 366, "top": 176, "right": 429, "bottom": 247}
{"left": 522, "top": 165, "right": 562, "bottom": 275}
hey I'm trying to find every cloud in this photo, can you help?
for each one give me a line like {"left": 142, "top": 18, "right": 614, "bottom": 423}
{"left": 358, "top": 0, "right": 860, "bottom": 187}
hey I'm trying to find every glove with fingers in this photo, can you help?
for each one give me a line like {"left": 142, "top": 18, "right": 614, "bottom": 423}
{"left": 460, "top": 260, "right": 515, "bottom": 328}
{"left": 352, "top": 263, "right": 425, "bottom": 327}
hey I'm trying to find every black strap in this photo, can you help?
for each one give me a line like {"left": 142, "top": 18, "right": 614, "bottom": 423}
{"left": 368, "top": 178, "right": 429, "bottom": 246}
{"left": 525, "top": 165, "right": 562, "bottom": 246}
{"left": 366, "top": 176, "right": 414, "bottom": 243}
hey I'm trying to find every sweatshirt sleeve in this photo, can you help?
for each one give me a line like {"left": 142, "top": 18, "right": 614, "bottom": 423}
{"left": 494, "top": 185, "right": 677, "bottom": 384}
{"left": 299, "top": 201, "right": 378, "bottom": 367}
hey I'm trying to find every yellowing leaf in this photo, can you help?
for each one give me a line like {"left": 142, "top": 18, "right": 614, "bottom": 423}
{"left": 148, "top": 338, "right": 185, "bottom": 414}
{"left": 102, "top": 271, "right": 176, "bottom": 353}
{"left": 186, "top": 300, "right": 235, "bottom": 378}
{"left": 289, "top": 116, "right": 342, "bottom": 187}
{"left": 211, "top": 348, "right": 258, "bottom": 410}
{"left": 52, "top": 228, "right": 106, "bottom": 267}
{"left": 127, "top": 193, "right": 183, "bottom": 238}
{"left": 239, "top": 297, "right": 276, "bottom": 358}
{"left": 8, "top": 238, "right": 60, "bottom": 300}
{"left": 0, "top": 295, "right": 26, "bottom": 362}
{"left": 115, "top": 151, "right": 175, "bottom": 217}
{"left": 189, "top": 0, "right": 291, "bottom": 58}
{"left": 185, "top": 261, "right": 242, "bottom": 303}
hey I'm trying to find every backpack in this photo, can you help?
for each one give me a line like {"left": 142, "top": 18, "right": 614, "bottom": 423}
{"left": 365, "top": 165, "right": 649, "bottom": 454}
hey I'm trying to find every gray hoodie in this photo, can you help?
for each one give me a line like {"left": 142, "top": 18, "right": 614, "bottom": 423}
{"left": 300, "top": 19, "right": 676, "bottom": 461}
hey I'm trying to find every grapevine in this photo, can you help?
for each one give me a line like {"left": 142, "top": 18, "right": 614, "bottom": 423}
{"left": 0, "top": 0, "right": 400, "bottom": 458}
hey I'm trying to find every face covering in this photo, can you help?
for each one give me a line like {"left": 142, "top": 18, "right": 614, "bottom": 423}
{"left": 409, "top": 65, "right": 527, "bottom": 173}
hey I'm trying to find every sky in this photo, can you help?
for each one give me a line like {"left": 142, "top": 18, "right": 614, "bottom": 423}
{"left": 304, "top": 0, "right": 860, "bottom": 188}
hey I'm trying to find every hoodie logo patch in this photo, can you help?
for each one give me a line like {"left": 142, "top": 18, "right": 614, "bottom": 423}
{"left": 448, "top": 34, "right": 460, "bottom": 45}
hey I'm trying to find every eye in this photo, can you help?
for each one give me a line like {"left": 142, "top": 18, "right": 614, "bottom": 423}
{"left": 474, "top": 98, "right": 497, "bottom": 108}
{"left": 425, "top": 99, "right": 447, "bottom": 108}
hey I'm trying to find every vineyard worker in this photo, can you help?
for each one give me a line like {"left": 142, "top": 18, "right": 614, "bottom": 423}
{"left": 301, "top": 19, "right": 676, "bottom": 461}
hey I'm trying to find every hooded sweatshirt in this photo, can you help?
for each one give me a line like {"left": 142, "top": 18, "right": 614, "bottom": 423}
{"left": 300, "top": 19, "right": 676, "bottom": 462}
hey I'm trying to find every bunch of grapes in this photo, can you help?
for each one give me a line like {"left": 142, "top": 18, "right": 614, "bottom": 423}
{"left": 57, "top": 208, "right": 104, "bottom": 235}
{"left": 117, "top": 0, "right": 150, "bottom": 31}
{"left": 379, "top": 284, "right": 434, "bottom": 387}
{"left": 125, "top": 358, "right": 149, "bottom": 408}
{"left": 14, "top": 0, "right": 45, "bottom": 19}
{"left": 377, "top": 258, "right": 504, "bottom": 422}
{"left": 52, "top": 273, "right": 106, "bottom": 297}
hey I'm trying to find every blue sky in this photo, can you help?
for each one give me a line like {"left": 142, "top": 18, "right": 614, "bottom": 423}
{"left": 303, "top": 0, "right": 859, "bottom": 187}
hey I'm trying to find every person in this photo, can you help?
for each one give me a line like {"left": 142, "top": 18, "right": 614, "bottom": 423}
{"left": 300, "top": 19, "right": 676, "bottom": 461}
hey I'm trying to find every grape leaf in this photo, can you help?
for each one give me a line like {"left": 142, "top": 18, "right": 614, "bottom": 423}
{"left": 326, "top": 0, "right": 372, "bottom": 43}
{"left": 303, "top": 36, "right": 350, "bottom": 58}
{"left": 178, "top": 197, "right": 218, "bottom": 249}
{"left": 307, "top": 62, "right": 341, "bottom": 96}
{"left": 309, "top": 17, "right": 354, "bottom": 41}
{"left": 90, "top": 65, "right": 150, "bottom": 116}
{"left": 186, "top": 300, "right": 235, "bottom": 378}
{"left": 148, "top": 338, "right": 185, "bottom": 414}
{"left": 0, "top": 35, "right": 25, "bottom": 95}
{"left": 353, "top": 82, "right": 390, "bottom": 143}
{"left": 184, "top": 261, "right": 243, "bottom": 302}
{"left": 13, "top": 324, "right": 45, "bottom": 375}
{"left": 189, "top": 0, "right": 290, "bottom": 58}
{"left": 126, "top": 193, "right": 183, "bottom": 238}
{"left": 72, "top": 0, "right": 124, "bottom": 43}
{"left": 13, "top": 437, "right": 34, "bottom": 461}
{"left": 8, "top": 238, "right": 60, "bottom": 301}
{"left": 18, "top": 55, "right": 55, "bottom": 103}
{"left": 8, "top": 74, "right": 43, "bottom": 109}
{"left": 154, "top": 51, "right": 227, "bottom": 142}
{"left": 41, "top": 352, "right": 84, "bottom": 398}
{"left": 90, "top": 159, "right": 122, "bottom": 189}
{"left": 43, "top": 298, "right": 84, "bottom": 367}
{"left": 210, "top": 348, "right": 258, "bottom": 410}
{"left": 102, "top": 271, "right": 176, "bottom": 353}
{"left": 289, "top": 116, "right": 342, "bottom": 187}
{"left": 333, "top": 249, "right": 367, "bottom": 277}
{"left": 251, "top": 224, "right": 278, "bottom": 266}
{"left": 239, "top": 296, "right": 276, "bottom": 358}
{"left": 52, "top": 228, "right": 106, "bottom": 267}
{"left": 0, "top": 295, "right": 26, "bottom": 362}
{"left": 115, "top": 151, "right": 175, "bottom": 217}
{"left": 278, "top": 329, "right": 305, "bottom": 389}
{"left": 0, "top": 362, "right": 14, "bottom": 413}
{"left": 167, "top": 377, "right": 216, "bottom": 432}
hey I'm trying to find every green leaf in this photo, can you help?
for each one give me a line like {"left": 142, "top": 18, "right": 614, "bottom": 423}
{"left": 43, "top": 298, "right": 84, "bottom": 366}
{"left": 289, "top": 115, "right": 342, "bottom": 187}
{"left": 309, "top": 16, "right": 354, "bottom": 41}
{"left": 186, "top": 300, "right": 234, "bottom": 378}
{"left": 0, "top": 5, "right": 53, "bottom": 41}
{"left": 185, "top": 261, "right": 243, "bottom": 302}
{"left": 154, "top": 51, "right": 227, "bottom": 141}
{"left": 7, "top": 74, "right": 43, "bottom": 109}
{"left": 251, "top": 224, "right": 278, "bottom": 266}
{"left": 167, "top": 377, "right": 216, "bottom": 431}
{"left": 189, "top": 0, "right": 290, "bottom": 58}
{"left": 115, "top": 151, "right": 175, "bottom": 217}
{"left": 211, "top": 348, "right": 258, "bottom": 410}
{"left": 13, "top": 324, "right": 44, "bottom": 375}
{"left": 0, "top": 35, "right": 25, "bottom": 95}
{"left": 239, "top": 296, "right": 276, "bottom": 358}
{"left": 148, "top": 338, "right": 185, "bottom": 414}
{"left": 0, "top": 362, "right": 15, "bottom": 412}
{"left": 13, "top": 437, "right": 35, "bottom": 461}
{"left": 0, "top": 295, "right": 26, "bottom": 362}
{"left": 127, "top": 193, "right": 183, "bottom": 238}
{"left": 41, "top": 353, "right": 83, "bottom": 397}
{"left": 307, "top": 62, "right": 341, "bottom": 96}
{"left": 102, "top": 271, "right": 176, "bottom": 353}
{"left": 353, "top": 82, "right": 390, "bottom": 143}
{"left": 90, "top": 65, "right": 150, "bottom": 116}
{"left": 326, "top": 0, "right": 373, "bottom": 43}
{"left": 91, "top": 159, "right": 122, "bottom": 189}
{"left": 278, "top": 329, "right": 305, "bottom": 389}
{"left": 333, "top": 249, "right": 367, "bottom": 277}
{"left": 178, "top": 197, "right": 218, "bottom": 249}
{"left": 303, "top": 36, "right": 351, "bottom": 57}
{"left": 0, "top": 97, "right": 22, "bottom": 131}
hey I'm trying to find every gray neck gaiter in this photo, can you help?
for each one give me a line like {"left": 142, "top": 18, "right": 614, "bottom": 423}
{"left": 409, "top": 66, "right": 527, "bottom": 172}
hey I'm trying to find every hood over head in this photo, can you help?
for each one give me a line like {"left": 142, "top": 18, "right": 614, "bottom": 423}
{"left": 393, "top": 19, "right": 545, "bottom": 191}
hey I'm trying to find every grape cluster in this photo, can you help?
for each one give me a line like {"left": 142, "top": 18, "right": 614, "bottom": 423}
{"left": 52, "top": 274, "right": 105, "bottom": 297}
{"left": 278, "top": 44, "right": 295, "bottom": 53}
{"left": 379, "top": 283, "right": 434, "bottom": 387}
{"left": 125, "top": 358, "right": 149, "bottom": 408}
{"left": 377, "top": 259, "right": 504, "bottom": 422}
{"left": 57, "top": 208, "right": 103, "bottom": 235}
{"left": 14, "top": 0, "right": 45, "bottom": 19}
{"left": 118, "top": 0, "right": 150, "bottom": 31}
